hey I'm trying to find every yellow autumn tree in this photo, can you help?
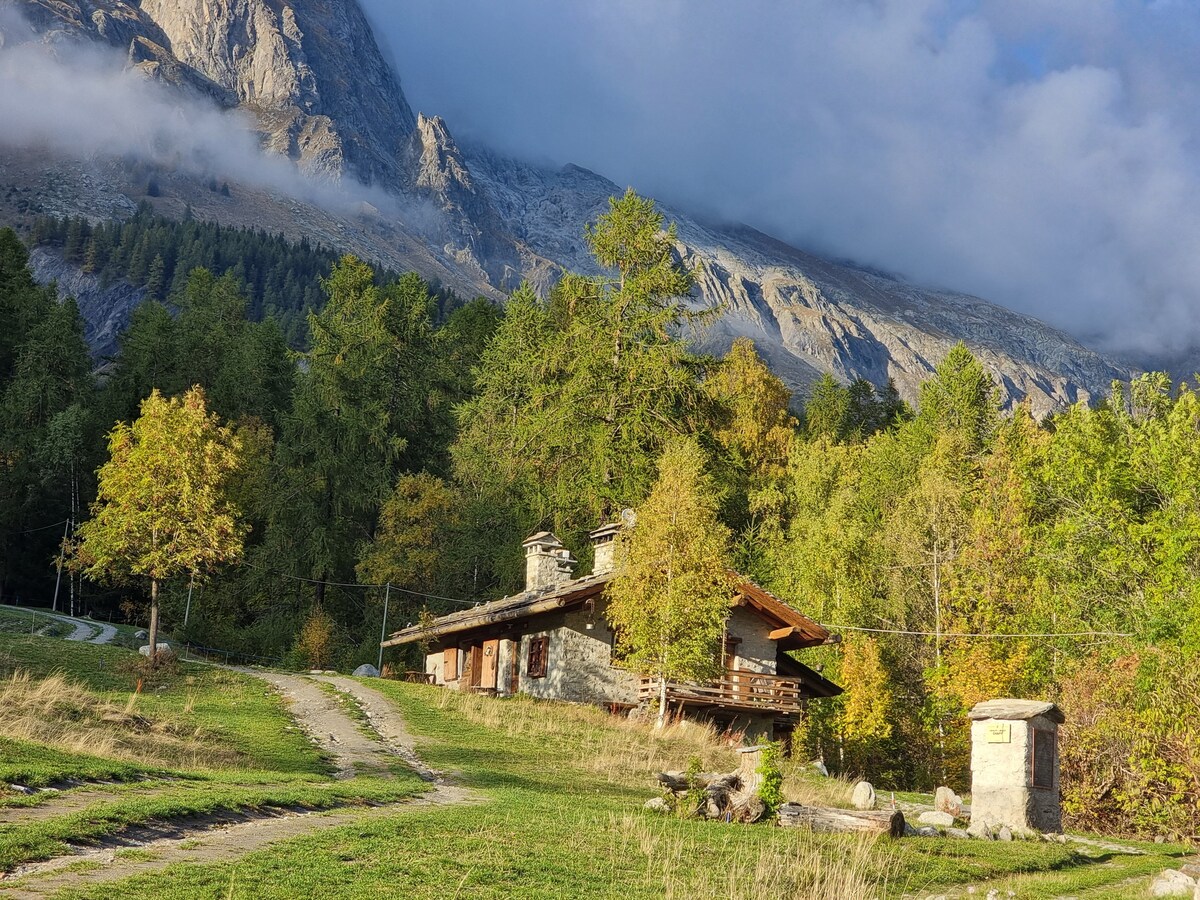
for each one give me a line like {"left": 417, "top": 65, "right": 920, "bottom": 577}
{"left": 606, "top": 437, "right": 733, "bottom": 727}
{"left": 836, "top": 636, "right": 895, "bottom": 771}
{"left": 75, "top": 387, "right": 246, "bottom": 661}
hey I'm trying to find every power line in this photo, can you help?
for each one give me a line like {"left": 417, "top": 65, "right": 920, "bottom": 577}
{"left": 237, "top": 559, "right": 477, "bottom": 606}
{"left": 819, "top": 623, "right": 1133, "bottom": 639}
{"left": 2, "top": 518, "right": 70, "bottom": 537}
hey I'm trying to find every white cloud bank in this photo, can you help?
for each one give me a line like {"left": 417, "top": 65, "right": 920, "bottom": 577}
{"left": 365, "top": 0, "right": 1200, "bottom": 363}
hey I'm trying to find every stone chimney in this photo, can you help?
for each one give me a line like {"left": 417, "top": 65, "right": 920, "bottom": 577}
{"left": 588, "top": 522, "right": 623, "bottom": 576}
{"left": 522, "top": 532, "right": 576, "bottom": 592}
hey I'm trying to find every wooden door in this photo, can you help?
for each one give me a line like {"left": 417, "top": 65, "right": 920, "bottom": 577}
{"left": 467, "top": 645, "right": 483, "bottom": 688}
{"left": 481, "top": 639, "right": 500, "bottom": 690}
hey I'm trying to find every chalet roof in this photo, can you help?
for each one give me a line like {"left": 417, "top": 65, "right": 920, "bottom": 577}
{"left": 777, "top": 653, "right": 843, "bottom": 698}
{"left": 730, "top": 575, "right": 831, "bottom": 649}
{"left": 383, "top": 570, "right": 833, "bottom": 649}
{"left": 381, "top": 574, "right": 613, "bottom": 647}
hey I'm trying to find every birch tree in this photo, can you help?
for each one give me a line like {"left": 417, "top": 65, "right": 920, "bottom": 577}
{"left": 75, "top": 387, "right": 246, "bottom": 661}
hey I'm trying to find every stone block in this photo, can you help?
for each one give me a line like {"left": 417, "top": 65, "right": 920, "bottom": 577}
{"left": 918, "top": 810, "right": 955, "bottom": 827}
{"left": 1149, "top": 869, "right": 1195, "bottom": 897}
{"left": 934, "top": 786, "right": 963, "bottom": 816}
{"left": 851, "top": 780, "right": 876, "bottom": 810}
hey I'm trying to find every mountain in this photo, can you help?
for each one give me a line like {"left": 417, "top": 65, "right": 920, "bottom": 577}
{"left": 3, "top": 0, "right": 1130, "bottom": 413}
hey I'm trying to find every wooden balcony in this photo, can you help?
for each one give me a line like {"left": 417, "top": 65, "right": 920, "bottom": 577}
{"left": 638, "top": 669, "right": 806, "bottom": 715}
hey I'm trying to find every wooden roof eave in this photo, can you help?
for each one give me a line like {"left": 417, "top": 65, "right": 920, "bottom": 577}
{"left": 382, "top": 579, "right": 608, "bottom": 647}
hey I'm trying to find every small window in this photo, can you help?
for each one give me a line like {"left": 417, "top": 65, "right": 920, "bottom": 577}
{"left": 443, "top": 647, "right": 458, "bottom": 679}
{"left": 527, "top": 636, "right": 549, "bottom": 678}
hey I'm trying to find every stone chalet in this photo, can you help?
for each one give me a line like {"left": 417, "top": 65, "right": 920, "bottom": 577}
{"left": 382, "top": 525, "right": 842, "bottom": 742}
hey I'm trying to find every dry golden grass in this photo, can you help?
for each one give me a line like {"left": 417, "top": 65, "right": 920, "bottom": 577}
{"left": 0, "top": 670, "right": 239, "bottom": 769}
{"left": 433, "top": 689, "right": 853, "bottom": 807}
{"left": 609, "top": 811, "right": 892, "bottom": 899}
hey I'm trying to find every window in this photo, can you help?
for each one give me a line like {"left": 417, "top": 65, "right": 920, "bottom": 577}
{"left": 443, "top": 647, "right": 458, "bottom": 680}
{"left": 527, "top": 636, "right": 549, "bottom": 678}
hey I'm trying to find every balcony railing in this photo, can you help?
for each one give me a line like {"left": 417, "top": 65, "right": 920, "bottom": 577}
{"left": 638, "top": 668, "right": 806, "bottom": 714}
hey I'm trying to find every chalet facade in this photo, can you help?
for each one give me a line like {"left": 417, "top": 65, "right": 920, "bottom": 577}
{"left": 382, "top": 525, "right": 841, "bottom": 740}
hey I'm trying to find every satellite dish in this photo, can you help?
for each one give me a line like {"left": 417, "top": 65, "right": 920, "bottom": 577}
{"left": 619, "top": 508, "right": 637, "bottom": 528}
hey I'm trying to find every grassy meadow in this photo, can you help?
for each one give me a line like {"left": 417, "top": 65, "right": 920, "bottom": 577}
{"left": 0, "top": 630, "right": 1191, "bottom": 899}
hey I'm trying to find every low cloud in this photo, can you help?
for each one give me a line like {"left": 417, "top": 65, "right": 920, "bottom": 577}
{"left": 364, "top": 0, "right": 1200, "bottom": 364}
{"left": 0, "top": 10, "right": 402, "bottom": 218}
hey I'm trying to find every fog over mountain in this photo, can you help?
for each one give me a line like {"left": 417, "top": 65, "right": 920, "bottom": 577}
{"left": 366, "top": 0, "right": 1200, "bottom": 366}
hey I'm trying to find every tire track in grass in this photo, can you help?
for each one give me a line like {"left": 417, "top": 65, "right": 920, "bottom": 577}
{"left": 0, "top": 671, "right": 472, "bottom": 897}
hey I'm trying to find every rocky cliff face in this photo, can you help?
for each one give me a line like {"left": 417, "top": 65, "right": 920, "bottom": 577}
{"left": 6, "top": 0, "right": 1131, "bottom": 413}
{"left": 16, "top": 0, "right": 415, "bottom": 186}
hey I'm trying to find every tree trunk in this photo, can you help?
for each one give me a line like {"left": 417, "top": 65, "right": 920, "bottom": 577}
{"left": 778, "top": 803, "right": 906, "bottom": 838}
{"left": 147, "top": 577, "right": 160, "bottom": 665}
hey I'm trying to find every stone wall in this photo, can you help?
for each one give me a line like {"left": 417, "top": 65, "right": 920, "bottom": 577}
{"left": 511, "top": 610, "right": 638, "bottom": 705}
{"left": 726, "top": 606, "right": 776, "bottom": 674}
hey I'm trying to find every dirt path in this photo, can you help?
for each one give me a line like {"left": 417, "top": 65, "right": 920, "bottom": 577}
{"left": 312, "top": 675, "right": 440, "bottom": 782}
{"left": 245, "top": 670, "right": 414, "bottom": 780}
{"left": 47, "top": 615, "right": 96, "bottom": 642}
{"left": 85, "top": 622, "right": 117, "bottom": 645}
{"left": 0, "top": 786, "right": 472, "bottom": 899}
{"left": 0, "top": 671, "right": 469, "bottom": 897}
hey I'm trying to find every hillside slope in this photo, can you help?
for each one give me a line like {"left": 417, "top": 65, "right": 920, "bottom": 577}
{"left": 3, "top": 0, "right": 1130, "bottom": 412}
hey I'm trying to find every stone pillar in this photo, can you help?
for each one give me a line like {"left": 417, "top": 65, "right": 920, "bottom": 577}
{"left": 968, "top": 699, "right": 1064, "bottom": 835}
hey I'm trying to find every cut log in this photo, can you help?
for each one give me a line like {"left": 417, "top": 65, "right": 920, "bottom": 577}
{"left": 778, "top": 803, "right": 906, "bottom": 838}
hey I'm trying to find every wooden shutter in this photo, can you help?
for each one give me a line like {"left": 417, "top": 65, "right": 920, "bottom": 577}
{"left": 528, "top": 636, "right": 548, "bottom": 678}
{"left": 443, "top": 647, "right": 458, "bottom": 680}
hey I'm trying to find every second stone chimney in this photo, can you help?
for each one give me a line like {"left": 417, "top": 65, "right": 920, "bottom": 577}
{"left": 522, "top": 532, "right": 576, "bottom": 592}
{"left": 588, "top": 522, "right": 623, "bottom": 576}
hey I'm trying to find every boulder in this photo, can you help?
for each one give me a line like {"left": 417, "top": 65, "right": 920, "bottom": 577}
{"left": 1149, "top": 869, "right": 1196, "bottom": 898}
{"left": 352, "top": 664, "right": 380, "bottom": 678}
{"left": 810, "top": 760, "right": 829, "bottom": 777}
{"left": 851, "top": 781, "right": 876, "bottom": 810}
{"left": 934, "top": 786, "right": 963, "bottom": 816}
{"left": 134, "top": 629, "right": 148, "bottom": 640}
{"left": 643, "top": 797, "right": 670, "bottom": 814}
{"left": 918, "top": 811, "right": 955, "bottom": 827}
{"left": 997, "top": 826, "right": 1014, "bottom": 842}
{"left": 966, "top": 819, "right": 994, "bottom": 840}
{"left": 138, "top": 642, "right": 172, "bottom": 657}
{"left": 946, "top": 827, "right": 971, "bottom": 839}
{"left": 915, "top": 825, "right": 941, "bottom": 837}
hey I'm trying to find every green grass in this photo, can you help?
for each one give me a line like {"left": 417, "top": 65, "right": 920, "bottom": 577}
{"left": 27, "top": 681, "right": 1187, "bottom": 900}
{"left": 0, "top": 737, "right": 164, "bottom": 790}
{"left": 0, "top": 633, "right": 427, "bottom": 874}
{"left": 1, "top": 634, "right": 1191, "bottom": 898}
{"left": 0, "top": 776, "right": 421, "bottom": 871}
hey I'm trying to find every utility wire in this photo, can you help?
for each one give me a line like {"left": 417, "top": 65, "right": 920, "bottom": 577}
{"left": 1, "top": 518, "right": 70, "bottom": 537}
{"left": 237, "top": 559, "right": 477, "bottom": 606}
{"left": 819, "top": 623, "right": 1133, "bottom": 639}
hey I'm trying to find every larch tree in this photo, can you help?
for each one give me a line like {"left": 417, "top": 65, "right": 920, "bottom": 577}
{"left": 75, "top": 386, "right": 247, "bottom": 661}
{"left": 606, "top": 437, "right": 733, "bottom": 727}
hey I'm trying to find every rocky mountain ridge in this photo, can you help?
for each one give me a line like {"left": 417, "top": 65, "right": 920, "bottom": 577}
{"left": 4, "top": 0, "right": 1131, "bottom": 413}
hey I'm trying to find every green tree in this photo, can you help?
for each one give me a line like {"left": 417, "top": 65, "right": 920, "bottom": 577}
{"left": 74, "top": 387, "right": 247, "bottom": 660}
{"left": 606, "top": 437, "right": 732, "bottom": 727}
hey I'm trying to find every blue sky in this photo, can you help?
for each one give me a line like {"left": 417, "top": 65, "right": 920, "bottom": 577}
{"left": 364, "top": 1, "right": 1200, "bottom": 362}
